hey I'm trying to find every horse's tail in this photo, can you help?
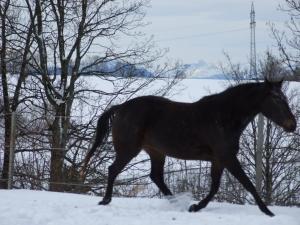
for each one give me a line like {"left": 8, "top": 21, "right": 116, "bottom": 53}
{"left": 80, "top": 105, "right": 119, "bottom": 178}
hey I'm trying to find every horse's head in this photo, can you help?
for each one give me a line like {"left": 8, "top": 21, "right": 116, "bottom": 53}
{"left": 260, "top": 80, "right": 296, "bottom": 132}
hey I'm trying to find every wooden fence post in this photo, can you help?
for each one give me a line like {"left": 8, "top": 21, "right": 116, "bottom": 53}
{"left": 8, "top": 111, "right": 16, "bottom": 189}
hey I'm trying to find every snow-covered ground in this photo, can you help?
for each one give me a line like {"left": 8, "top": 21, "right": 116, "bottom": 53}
{"left": 0, "top": 190, "right": 299, "bottom": 225}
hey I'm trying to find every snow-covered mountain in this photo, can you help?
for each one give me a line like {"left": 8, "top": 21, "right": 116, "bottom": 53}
{"left": 44, "top": 59, "right": 227, "bottom": 79}
{"left": 183, "top": 60, "right": 227, "bottom": 79}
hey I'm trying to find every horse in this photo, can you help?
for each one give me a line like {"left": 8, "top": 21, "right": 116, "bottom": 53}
{"left": 82, "top": 80, "right": 296, "bottom": 217}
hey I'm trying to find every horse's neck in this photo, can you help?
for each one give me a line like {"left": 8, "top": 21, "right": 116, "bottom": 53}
{"left": 233, "top": 88, "right": 264, "bottom": 129}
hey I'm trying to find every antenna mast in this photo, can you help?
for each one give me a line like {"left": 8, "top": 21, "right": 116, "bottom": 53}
{"left": 250, "top": 2, "right": 257, "bottom": 78}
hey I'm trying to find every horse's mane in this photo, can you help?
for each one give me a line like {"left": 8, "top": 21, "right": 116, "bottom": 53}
{"left": 199, "top": 82, "right": 264, "bottom": 103}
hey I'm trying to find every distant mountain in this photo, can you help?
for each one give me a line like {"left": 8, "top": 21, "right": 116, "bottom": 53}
{"left": 45, "top": 60, "right": 152, "bottom": 78}
{"left": 183, "top": 60, "right": 227, "bottom": 80}
{"left": 35, "top": 60, "right": 227, "bottom": 79}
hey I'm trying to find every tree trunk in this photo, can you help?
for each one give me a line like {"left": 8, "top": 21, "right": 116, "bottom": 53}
{"left": 49, "top": 105, "right": 68, "bottom": 192}
{"left": 0, "top": 1, "right": 10, "bottom": 189}
{"left": 0, "top": 114, "right": 11, "bottom": 189}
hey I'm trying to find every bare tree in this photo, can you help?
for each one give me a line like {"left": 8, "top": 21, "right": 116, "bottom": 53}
{"left": 0, "top": 0, "right": 34, "bottom": 188}
{"left": 13, "top": 0, "right": 182, "bottom": 192}
{"left": 271, "top": 0, "right": 300, "bottom": 81}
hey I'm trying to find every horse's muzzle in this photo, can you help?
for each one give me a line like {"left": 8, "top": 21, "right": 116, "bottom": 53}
{"left": 283, "top": 118, "right": 297, "bottom": 132}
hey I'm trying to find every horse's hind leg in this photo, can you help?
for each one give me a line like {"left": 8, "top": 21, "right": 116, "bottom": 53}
{"left": 225, "top": 156, "right": 274, "bottom": 217}
{"left": 189, "top": 161, "right": 223, "bottom": 212}
{"left": 147, "top": 150, "right": 172, "bottom": 196}
{"left": 99, "top": 145, "right": 140, "bottom": 205}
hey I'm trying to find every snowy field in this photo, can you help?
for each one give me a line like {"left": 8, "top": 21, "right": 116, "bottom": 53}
{"left": 79, "top": 77, "right": 300, "bottom": 103}
{"left": 0, "top": 190, "right": 299, "bottom": 225}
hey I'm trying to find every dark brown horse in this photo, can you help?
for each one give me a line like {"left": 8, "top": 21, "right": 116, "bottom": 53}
{"left": 82, "top": 80, "right": 296, "bottom": 216}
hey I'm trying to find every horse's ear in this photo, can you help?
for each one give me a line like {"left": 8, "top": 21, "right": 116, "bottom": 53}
{"left": 264, "top": 77, "right": 269, "bottom": 83}
{"left": 272, "top": 79, "right": 283, "bottom": 89}
{"left": 264, "top": 77, "right": 272, "bottom": 87}
{"left": 264, "top": 77, "right": 283, "bottom": 89}
{"left": 276, "top": 79, "right": 284, "bottom": 89}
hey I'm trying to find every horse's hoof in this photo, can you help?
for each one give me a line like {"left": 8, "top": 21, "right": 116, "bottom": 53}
{"left": 263, "top": 208, "right": 275, "bottom": 217}
{"left": 188, "top": 204, "right": 200, "bottom": 212}
{"left": 98, "top": 198, "right": 111, "bottom": 205}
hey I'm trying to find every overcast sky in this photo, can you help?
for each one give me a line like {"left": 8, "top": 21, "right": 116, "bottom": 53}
{"left": 142, "top": 0, "right": 289, "bottom": 68}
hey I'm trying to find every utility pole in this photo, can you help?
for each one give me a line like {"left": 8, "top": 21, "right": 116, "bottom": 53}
{"left": 250, "top": 2, "right": 264, "bottom": 194}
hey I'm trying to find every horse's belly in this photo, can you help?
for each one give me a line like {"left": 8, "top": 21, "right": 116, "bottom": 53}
{"left": 142, "top": 123, "right": 214, "bottom": 160}
{"left": 143, "top": 140, "right": 213, "bottom": 161}
{"left": 165, "top": 147, "right": 213, "bottom": 161}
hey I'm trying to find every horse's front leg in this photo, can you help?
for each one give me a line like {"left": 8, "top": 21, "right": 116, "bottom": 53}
{"left": 189, "top": 161, "right": 224, "bottom": 212}
{"left": 225, "top": 156, "right": 274, "bottom": 217}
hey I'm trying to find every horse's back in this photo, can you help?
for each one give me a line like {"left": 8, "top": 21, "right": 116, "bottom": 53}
{"left": 111, "top": 96, "right": 171, "bottom": 143}
{"left": 112, "top": 95, "right": 175, "bottom": 128}
{"left": 114, "top": 95, "right": 191, "bottom": 124}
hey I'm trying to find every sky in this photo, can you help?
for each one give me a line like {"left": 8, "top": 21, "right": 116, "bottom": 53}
{"left": 142, "top": 0, "right": 290, "bottom": 70}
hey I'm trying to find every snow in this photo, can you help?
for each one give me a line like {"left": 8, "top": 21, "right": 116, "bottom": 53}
{"left": 78, "top": 76, "right": 226, "bottom": 102}
{"left": 0, "top": 190, "right": 299, "bottom": 225}
{"left": 54, "top": 98, "right": 65, "bottom": 105}
{"left": 169, "top": 78, "right": 226, "bottom": 102}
